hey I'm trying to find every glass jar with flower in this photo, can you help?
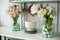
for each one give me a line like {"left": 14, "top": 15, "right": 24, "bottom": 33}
{"left": 6, "top": 4, "right": 21, "bottom": 31}
{"left": 37, "top": 3, "right": 56, "bottom": 38}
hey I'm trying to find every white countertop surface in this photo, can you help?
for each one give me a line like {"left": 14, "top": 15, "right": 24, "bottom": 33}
{"left": 0, "top": 26, "right": 60, "bottom": 40}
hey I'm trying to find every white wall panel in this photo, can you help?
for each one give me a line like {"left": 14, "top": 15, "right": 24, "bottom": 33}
{"left": 58, "top": 3, "right": 60, "bottom": 32}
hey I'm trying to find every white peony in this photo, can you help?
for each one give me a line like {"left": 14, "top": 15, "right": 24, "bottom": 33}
{"left": 30, "top": 4, "right": 39, "bottom": 14}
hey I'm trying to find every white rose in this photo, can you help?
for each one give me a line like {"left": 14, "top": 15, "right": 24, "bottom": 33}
{"left": 37, "top": 9, "right": 47, "bottom": 18}
{"left": 37, "top": 10, "right": 43, "bottom": 18}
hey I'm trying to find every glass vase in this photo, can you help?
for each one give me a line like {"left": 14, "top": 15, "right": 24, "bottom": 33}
{"left": 11, "top": 15, "right": 20, "bottom": 31}
{"left": 42, "top": 24, "right": 54, "bottom": 38}
{"left": 12, "top": 18, "right": 20, "bottom": 31}
{"left": 12, "top": 21, "right": 20, "bottom": 31}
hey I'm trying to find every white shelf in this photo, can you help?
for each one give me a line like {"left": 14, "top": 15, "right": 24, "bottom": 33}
{"left": 0, "top": 26, "right": 60, "bottom": 40}
{"left": 10, "top": 1, "right": 20, "bottom": 3}
{"left": 9, "top": 0, "right": 21, "bottom": 3}
{"left": 21, "top": 0, "right": 60, "bottom": 2}
{"left": 9, "top": 0, "right": 60, "bottom": 3}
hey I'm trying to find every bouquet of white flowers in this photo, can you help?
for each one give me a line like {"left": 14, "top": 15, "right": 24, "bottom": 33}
{"left": 37, "top": 3, "right": 56, "bottom": 38}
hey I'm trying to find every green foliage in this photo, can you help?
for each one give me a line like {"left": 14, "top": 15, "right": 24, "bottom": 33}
{"left": 11, "top": 15, "right": 19, "bottom": 25}
{"left": 42, "top": 6, "right": 53, "bottom": 30}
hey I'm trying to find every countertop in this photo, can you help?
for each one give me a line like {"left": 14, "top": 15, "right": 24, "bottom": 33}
{"left": 0, "top": 26, "right": 60, "bottom": 40}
